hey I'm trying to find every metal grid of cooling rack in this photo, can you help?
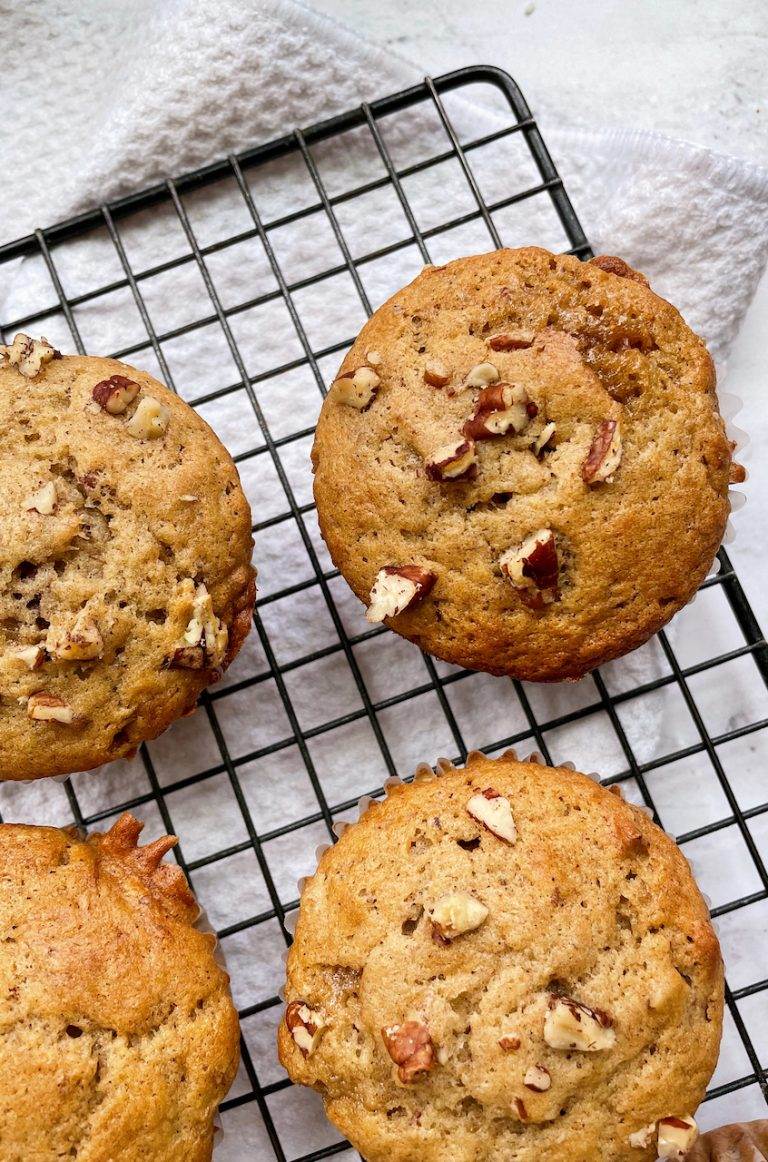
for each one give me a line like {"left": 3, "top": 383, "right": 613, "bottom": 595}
{"left": 1, "top": 65, "right": 767, "bottom": 1159}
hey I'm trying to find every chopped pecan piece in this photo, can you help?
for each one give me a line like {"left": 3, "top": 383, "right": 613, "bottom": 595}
{"left": 543, "top": 995, "right": 616, "bottom": 1052}
{"left": 463, "top": 361, "right": 500, "bottom": 390}
{"left": 46, "top": 612, "right": 103, "bottom": 661}
{"left": 92, "top": 375, "right": 140, "bottom": 415}
{"left": 628, "top": 1123, "right": 657, "bottom": 1149}
{"left": 381, "top": 1020, "right": 435, "bottom": 1083}
{"left": 648, "top": 964, "right": 688, "bottom": 1012}
{"left": 26, "top": 692, "right": 77, "bottom": 725}
{"left": 657, "top": 1116, "right": 698, "bottom": 1158}
{"left": 24, "top": 482, "right": 57, "bottom": 515}
{"left": 532, "top": 421, "right": 556, "bottom": 456}
{"left": 466, "top": 788, "right": 517, "bottom": 843}
{"left": 429, "top": 892, "right": 488, "bottom": 941}
{"left": 463, "top": 382, "right": 536, "bottom": 440}
{"left": 582, "top": 419, "right": 622, "bottom": 484}
{"left": 4, "top": 645, "right": 45, "bottom": 671}
{"left": 488, "top": 331, "right": 535, "bottom": 351}
{"left": 333, "top": 366, "right": 381, "bottom": 409}
{"left": 499, "top": 529, "right": 559, "bottom": 607}
{"left": 285, "top": 1001, "right": 326, "bottom": 1057}
{"left": 423, "top": 358, "right": 451, "bottom": 388}
{"left": 589, "top": 255, "right": 649, "bottom": 286}
{"left": 168, "top": 645, "right": 206, "bottom": 670}
{"left": 524, "top": 1064, "right": 551, "bottom": 1092}
{"left": 425, "top": 438, "right": 478, "bottom": 482}
{"left": 0, "top": 333, "right": 59, "bottom": 378}
{"left": 172, "top": 582, "right": 228, "bottom": 669}
{"left": 126, "top": 396, "right": 170, "bottom": 440}
{"left": 366, "top": 565, "right": 436, "bottom": 623}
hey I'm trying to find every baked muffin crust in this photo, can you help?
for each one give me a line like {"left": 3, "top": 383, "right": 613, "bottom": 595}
{"left": 312, "top": 247, "right": 736, "bottom": 680}
{"left": 279, "top": 753, "right": 723, "bottom": 1161}
{"left": 0, "top": 346, "right": 255, "bottom": 779}
{"left": 0, "top": 813, "right": 240, "bottom": 1161}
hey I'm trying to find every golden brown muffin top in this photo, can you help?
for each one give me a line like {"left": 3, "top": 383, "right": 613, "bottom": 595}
{"left": 312, "top": 248, "right": 737, "bottom": 680}
{"left": 280, "top": 753, "right": 723, "bottom": 1162}
{"left": 0, "top": 343, "right": 255, "bottom": 779}
{"left": 0, "top": 813, "right": 239, "bottom": 1162}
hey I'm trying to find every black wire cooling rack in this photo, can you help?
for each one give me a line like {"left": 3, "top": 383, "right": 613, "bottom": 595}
{"left": 1, "top": 66, "right": 767, "bottom": 1158}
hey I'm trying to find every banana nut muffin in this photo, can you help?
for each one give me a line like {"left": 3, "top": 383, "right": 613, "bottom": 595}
{"left": 687, "top": 1121, "right": 768, "bottom": 1159}
{"left": 311, "top": 247, "right": 742, "bottom": 681}
{"left": 0, "top": 337, "right": 256, "bottom": 779}
{"left": 0, "top": 812, "right": 240, "bottom": 1161}
{"left": 279, "top": 752, "right": 723, "bottom": 1161}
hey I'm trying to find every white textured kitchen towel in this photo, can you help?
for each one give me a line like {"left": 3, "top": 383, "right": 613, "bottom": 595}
{"left": 0, "top": 0, "right": 762, "bottom": 695}
{"left": 1, "top": 4, "right": 767, "bottom": 1151}
{"left": 2, "top": 0, "right": 768, "bottom": 364}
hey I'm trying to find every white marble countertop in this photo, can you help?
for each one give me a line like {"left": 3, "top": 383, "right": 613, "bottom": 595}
{"left": 317, "top": 0, "right": 767, "bottom": 163}
{"left": 316, "top": 0, "right": 768, "bottom": 626}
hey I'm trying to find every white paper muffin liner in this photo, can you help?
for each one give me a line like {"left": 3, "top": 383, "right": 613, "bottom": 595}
{"left": 723, "top": 388, "right": 748, "bottom": 544}
{"left": 193, "top": 902, "right": 230, "bottom": 973}
{"left": 288, "top": 748, "right": 715, "bottom": 917}
{"left": 719, "top": 391, "right": 743, "bottom": 423}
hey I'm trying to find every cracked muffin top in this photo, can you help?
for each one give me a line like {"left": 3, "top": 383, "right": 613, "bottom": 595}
{"left": 0, "top": 339, "right": 255, "bottom": 779}
{"left": 311, "top": 247, "right": 740, "bottom": 681}
{"left": 0, "top": 813, "right": 239, "bottom": 1161}
{"left": 279, "top": 752, "right": 723, "bottom": 1162}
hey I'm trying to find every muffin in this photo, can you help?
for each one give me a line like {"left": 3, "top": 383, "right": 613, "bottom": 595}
{"left": 279, "top": 751, "right": 723, "bottom": 1161}
{"left": 0, "top": 336, "right": 256, "bottom": 779}
{"left": 0, "top": 812, "right": 239, "bottom": 1160}
{"left": 687, "top": 1120, "right": 768, "bottom": 1159}
{"left": 311, "top": 247, "right": 741, "bottom": 681}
